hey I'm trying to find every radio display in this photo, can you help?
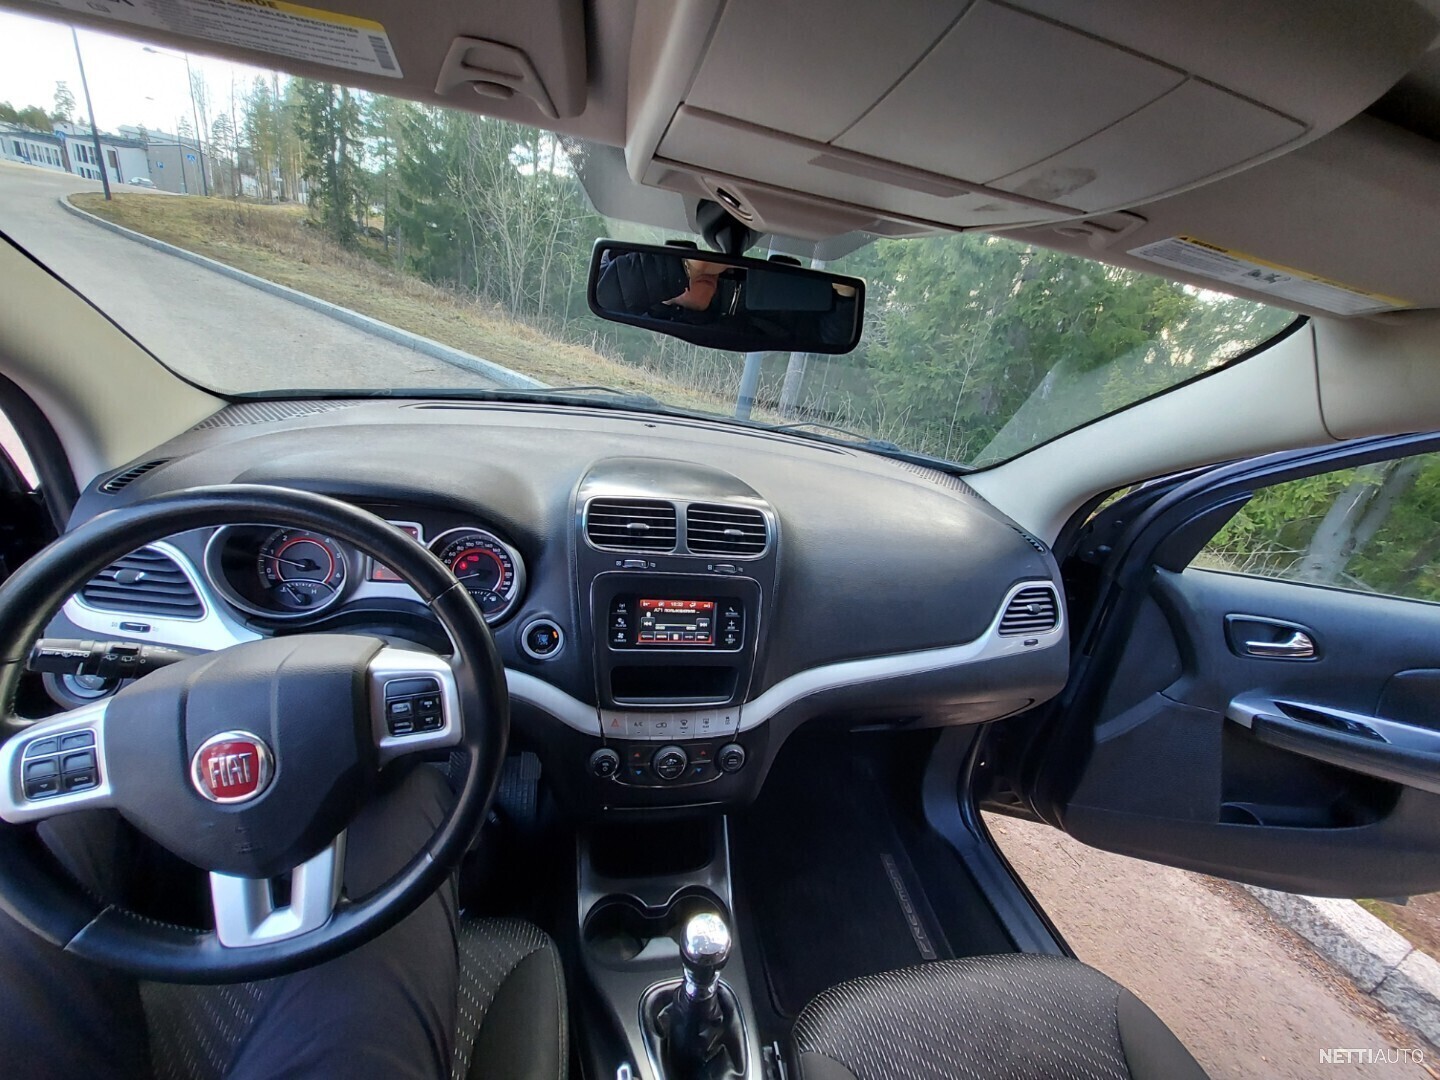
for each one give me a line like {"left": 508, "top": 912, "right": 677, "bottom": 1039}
{"left": 637, "top": 598, "right": 715, "bottom": 645}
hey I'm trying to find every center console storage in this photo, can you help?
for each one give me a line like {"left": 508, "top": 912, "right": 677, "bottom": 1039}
{"left": 576, "top": 819, "right": 764, "bottom": 1079}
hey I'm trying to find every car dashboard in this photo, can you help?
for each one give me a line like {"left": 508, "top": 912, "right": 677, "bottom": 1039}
{"left": 45, "top": 398, "right": 1069, "bottom": 813}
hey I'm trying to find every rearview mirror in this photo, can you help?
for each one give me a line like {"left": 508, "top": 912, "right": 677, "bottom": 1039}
{"left": 587, "top": 241, "right": 865, "bottom": 355}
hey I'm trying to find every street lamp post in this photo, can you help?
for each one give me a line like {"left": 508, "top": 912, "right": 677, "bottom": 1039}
{"left": 71, "top": 28, "right": 111, "bottom": 200}
{"left": 144, "top": 45, "right": 208, "bottom": 196}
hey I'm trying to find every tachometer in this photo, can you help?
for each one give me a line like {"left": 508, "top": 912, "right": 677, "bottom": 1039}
{"left": 430, "top": 528, "right": 525, "bottom": 623}
{"left": 255, "top": 529, "right": 348, "bottom": 615}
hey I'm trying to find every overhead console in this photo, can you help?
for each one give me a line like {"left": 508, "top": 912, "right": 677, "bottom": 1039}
{"left": 626, "top": 0, "right": 1437, "bottom": 236}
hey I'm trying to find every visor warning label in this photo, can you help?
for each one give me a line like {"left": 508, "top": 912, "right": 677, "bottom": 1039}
{"left": 1129, "top": 235, "right": 1409, "bottom": 317}
{"left": 39, "top": 0, "right": 403, "bottom": 79}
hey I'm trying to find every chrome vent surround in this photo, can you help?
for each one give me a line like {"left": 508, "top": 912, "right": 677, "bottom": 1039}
{"left": 685, "top": 503, "right": 769, "bottom": 557}
{"left": 80, "top": 546, "right": 204, "bottom": 619}
{"left": 100, "top": 459, "right": 169, "bottom": 494}
{"left": 999, "top": 585, "right": 1060, "bottom": 636}
{"left": 585, "top": 498, "right": 679, "bottom": 552}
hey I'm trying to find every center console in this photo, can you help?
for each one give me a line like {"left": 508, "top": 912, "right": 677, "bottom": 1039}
{"left": 571, "top": 460, "right": 779, "bottom": 809}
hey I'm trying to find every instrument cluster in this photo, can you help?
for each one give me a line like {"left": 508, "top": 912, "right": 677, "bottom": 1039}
{"left": 202, "top": 519, "right": 525, "bottom": 624}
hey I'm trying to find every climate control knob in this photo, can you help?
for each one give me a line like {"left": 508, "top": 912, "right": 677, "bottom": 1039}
{"left": 588, "top": 747, "right": 620, "bottom": 779}
{"left": 717, "top": 743, "right": 747, "bottom": 774}
{"left": 652, "top": 744, "right": 689, "bottom": 782}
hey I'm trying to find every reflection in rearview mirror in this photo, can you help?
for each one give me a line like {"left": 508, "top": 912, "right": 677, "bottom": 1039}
{"left": 587, "top": 241, "right": 865, "bottom": 355}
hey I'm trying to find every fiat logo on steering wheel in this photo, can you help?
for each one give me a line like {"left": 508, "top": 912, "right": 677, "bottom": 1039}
{"left": 191, "top": 731, "right": 274, "bottom": 804}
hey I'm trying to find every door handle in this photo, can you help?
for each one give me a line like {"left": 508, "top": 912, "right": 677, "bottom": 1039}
{"left": 1242, "top": 631, "right": 1316, "bottom": 659}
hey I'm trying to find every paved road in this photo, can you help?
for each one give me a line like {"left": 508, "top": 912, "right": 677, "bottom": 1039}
{"left": 988, "top": 815, "right": 1436, "bottom": 1079}
{"left": 0, "top": 161, "right": 498, "bottom": 394}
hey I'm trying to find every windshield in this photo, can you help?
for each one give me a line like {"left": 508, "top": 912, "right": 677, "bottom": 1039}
{"left": 1, "top": 14, "right": 1296, "bottom": 468}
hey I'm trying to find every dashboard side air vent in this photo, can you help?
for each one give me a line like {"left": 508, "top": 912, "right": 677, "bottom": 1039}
{"left": 999, "top": 586, "right": 1059, "bottom": 636}
{"left": 100, "top": 459, "right": 169, "bottom": 494}
{"left": 586, "top": 499, "right": 678, "bottom": 552}
{"left": 686, "top": 503, "right": 769, "bottom": 556}
{"left": 80, "top": 547, "right": 204, "bottom": 619}
{"left": 1012, "top": 526, "right": 1048, "bottom": 554}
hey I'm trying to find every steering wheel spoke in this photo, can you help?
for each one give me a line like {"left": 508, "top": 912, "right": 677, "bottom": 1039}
{"left": 369, "top": 646, "right": 463, "bottom": 765}
{"left": 0, "top": 699, "right": 114, "bottom": 823}
{"left": 211, "top": 831, "right": 347, "bottom": 948}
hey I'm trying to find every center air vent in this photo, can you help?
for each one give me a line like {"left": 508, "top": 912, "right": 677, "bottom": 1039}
{"left": 80, "top": 547, "right": 204, "bottom": 619}
{"left": 586, "top": 498, "right": 678, "bottom": 552}
{"left": 999, "top": 586, "right": 1059, "bottom": 636}
{"left": 686, "top": 503, "right": 769, "bottom": 556}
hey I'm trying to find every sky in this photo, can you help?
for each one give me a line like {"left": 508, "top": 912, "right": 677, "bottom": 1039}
{"left": 0, "top": 9, "right": 280, "bottom": 138}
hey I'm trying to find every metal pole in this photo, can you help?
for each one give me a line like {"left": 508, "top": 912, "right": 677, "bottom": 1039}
{"left": 71, "top": 29, "right": 111, "bottom": 200}
{"left": 185, "top": 54, "right": 208, "bottom": 195}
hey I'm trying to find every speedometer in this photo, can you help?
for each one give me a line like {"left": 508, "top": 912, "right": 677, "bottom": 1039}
{"left": 429, "top": 528, "right": 525, "bottom": 624}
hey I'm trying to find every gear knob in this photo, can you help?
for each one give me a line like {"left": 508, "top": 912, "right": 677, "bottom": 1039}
{"left": 680, "top": 912, "right": 731, "bottom": 1000}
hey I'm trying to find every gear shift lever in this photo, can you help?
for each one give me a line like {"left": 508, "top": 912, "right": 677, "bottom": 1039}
{"left": 643, "top": 912, "right": 746, "bottom": 1078}
{"left": 680, "top": 912, "right": 731, "bottom": 1002}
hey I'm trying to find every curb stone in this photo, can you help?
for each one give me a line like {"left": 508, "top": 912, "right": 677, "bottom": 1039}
{"left": 58, "top": 195, "right": 547, "bottom": 392}
{"left": 1243, "top": 885, "right": 1440, "bottom": 1046}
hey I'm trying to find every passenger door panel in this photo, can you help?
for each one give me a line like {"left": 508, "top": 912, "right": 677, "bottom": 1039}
{"left": 1032, "top": 442, "right": 1440, "bottom": 898}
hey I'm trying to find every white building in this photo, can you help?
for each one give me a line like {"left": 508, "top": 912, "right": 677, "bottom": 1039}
{"left": 0, "top": 123, "right": 67, "bottom": 172}
{"left": 52, "top": 122, "right": 150, "bottom": 185}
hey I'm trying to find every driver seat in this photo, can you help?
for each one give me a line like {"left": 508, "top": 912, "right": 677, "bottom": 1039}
{"left": 140, "top": 916, "right": 567, "bottom": 1080}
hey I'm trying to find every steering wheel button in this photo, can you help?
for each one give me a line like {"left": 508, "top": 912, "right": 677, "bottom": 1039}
{"left": 385, "top": 677, "right": 439, "bottom": 699}
{"left": 387, "top": 699, "right": 415, "bottom": 719}
{"left": 24, "top": 759, "right": 58, "bottom": 780}
{"left": 63, "top": 770, "right": 98, "bottom": 792}
{"left": 24, "top": 737, "right": 59, "bottom": 758}
{"left": 23, "top": 776, "right": 60, "bottom": 799}
{"left": 62, "top": 750, "right": 97, "bottom": 775}
{"left": 60, "top": 731, "right": 96, "bottom": 751}
{"left": 415, "top": 695, "right": 441, "bottom": 714}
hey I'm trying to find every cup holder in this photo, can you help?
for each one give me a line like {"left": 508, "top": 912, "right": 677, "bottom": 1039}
{"left": 583, "top": 889, "right": 726, "bottom": 966}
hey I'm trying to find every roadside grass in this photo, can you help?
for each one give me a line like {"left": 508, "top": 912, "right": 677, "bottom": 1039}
{"left": 1358, "top": 896, "right": 1440, "bottom": 961}
{"left": 68, "top": 193, "right": 751, "bottom": 415}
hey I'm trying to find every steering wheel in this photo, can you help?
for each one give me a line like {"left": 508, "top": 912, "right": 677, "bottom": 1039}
{"left": 0, "top": 486, "right": 508, "bottom": 983}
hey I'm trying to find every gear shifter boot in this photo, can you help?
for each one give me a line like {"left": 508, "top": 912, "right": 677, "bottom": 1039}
{"left": 643, "top": 981, "right": 745, "bottom": 1079}
{"left": 641, "top": 912, "right": 747, "bottom": 1078}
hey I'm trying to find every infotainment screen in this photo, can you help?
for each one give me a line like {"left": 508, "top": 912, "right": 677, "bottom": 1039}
{"left": 637, "top": 598, "right": 715, "bottom": 645}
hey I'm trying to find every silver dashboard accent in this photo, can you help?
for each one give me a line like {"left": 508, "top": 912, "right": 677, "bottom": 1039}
{"left": 738, "top": 579, "right": 1064, "bottom": 731}
{"left": 210, "top": 832, "right": 346, "bottom": 948}
{"left": 0, "top": 699, "right": 114, "bottom": 823}
{"left": 507, "top": 669, "right": 601, "bottom": 735}
{"left": 64, "top": 540, "right": 261, "bottom": 653}
{"left": 369, "top": 648, "right": 464, "bottom": 764}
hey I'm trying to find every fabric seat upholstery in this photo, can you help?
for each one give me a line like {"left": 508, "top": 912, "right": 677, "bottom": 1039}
{"left": 451, "top": 916, "right": 567, "bottom": 1080}
{"left": 792, "top": 954, "right": 1206, "bottom": 1080}
{"left": 141, "top": 915, "right": 565, "bottom": 1080}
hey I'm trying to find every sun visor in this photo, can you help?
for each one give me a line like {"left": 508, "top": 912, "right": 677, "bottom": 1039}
{"left": 629, "top": 0, "right": 1438, "bottom": 236}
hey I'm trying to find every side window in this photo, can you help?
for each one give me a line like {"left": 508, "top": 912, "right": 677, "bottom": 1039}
{"left": 0, "top": 409, "right": 38, "bottom": 489}
{"left": 1194, "top": 450, "right": 1440, "bottom": 604}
